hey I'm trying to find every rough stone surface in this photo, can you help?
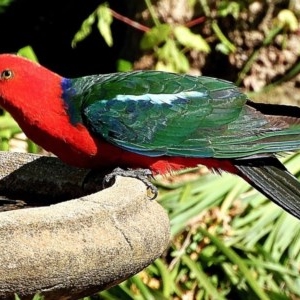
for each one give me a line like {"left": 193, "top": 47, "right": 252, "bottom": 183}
{"left": 0, "top": 151, "right": 171, "bottom": 300}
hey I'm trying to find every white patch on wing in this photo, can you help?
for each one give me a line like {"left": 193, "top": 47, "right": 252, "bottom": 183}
{"left": 115, "top": 91, "right": 204, "bottom": 104}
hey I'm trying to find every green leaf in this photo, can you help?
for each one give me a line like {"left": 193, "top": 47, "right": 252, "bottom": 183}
{"left": 156, "top": 40, "right": 189, "bottom": 72}
{"left": 277, "top": 9, "right": 299, "bottom": 32}
{"left": 72, "top": 3, "right": 113, "bottom": 48}
{"left": 71, "top": 13, "right": 95, "bottom": 48}
{"left": 140, "top": 24, "right": 172, "bottom": 50}
{"left": 188, "top": 0, "right": 197, "bottom": 7}
{"left": 0, "top": 112, "right": 22, "bottom": 151}
{"left": 14, "top": 294, "right": 21, "bottom": 300}
{"left": 32, "top": 293, "right": 44, "bottom": 300}
{"left": 17, "top": 45, "right": 38, "bottom": 62}
{"left": 96, "top": 3, "right": 113, "bottom": 47}
{"left": 211, "top": 21, "right": 236, "bottom": 53}
{"left": 117, "top": 59, "right": 133, "bottom": 72}
{"left": 155, "top": 61, "right": 177, "bottom": 72}
{"left": 173, "top": 25, "right": 210, "bottom": 53}
{"left": 217, "top": 1, "right": 241, "bottom": 19}
{"left": 215, "top": 42, "right": 231, "bottom": 55}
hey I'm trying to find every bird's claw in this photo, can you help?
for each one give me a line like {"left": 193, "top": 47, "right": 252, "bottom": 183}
{"left": 103, "top": 167, "right": 158, "bottom": 200}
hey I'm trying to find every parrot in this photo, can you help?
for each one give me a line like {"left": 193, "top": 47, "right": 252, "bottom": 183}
{"left": 0, "top": 54, "right": 300, "bottom": 219}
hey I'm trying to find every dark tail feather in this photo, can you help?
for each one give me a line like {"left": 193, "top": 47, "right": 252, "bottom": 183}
{"left": 234, "top": 156, "right": 300, "bottom": 220}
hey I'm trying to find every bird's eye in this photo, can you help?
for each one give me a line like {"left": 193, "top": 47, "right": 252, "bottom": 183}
{"left": 0, "top": 69, "right": 14, "bottom": 80}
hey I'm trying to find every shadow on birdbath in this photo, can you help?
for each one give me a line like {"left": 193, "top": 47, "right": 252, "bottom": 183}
{"left": 0, "top": 152, "right": 170, "bottom": 300}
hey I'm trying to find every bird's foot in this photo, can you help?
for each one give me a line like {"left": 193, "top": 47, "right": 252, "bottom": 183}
{"left": 103, "top": 167, "right": 158, "bottom": 200}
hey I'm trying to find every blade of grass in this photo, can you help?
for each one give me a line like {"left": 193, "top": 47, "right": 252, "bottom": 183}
{"left": 153, "top": 259, "right": 173, "bottom": 297}
{"left": 198, "top": 226, "right": 270, "bottom": 300}
{"left": 131, "top": 274, "right": 155, "bottom": 300}
{"left": 181, "top": 254, "right": 225, "bottom": 299}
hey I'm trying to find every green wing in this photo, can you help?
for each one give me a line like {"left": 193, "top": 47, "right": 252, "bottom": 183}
{"left": 70, "top": 71, "right": 300, "bottom": 158}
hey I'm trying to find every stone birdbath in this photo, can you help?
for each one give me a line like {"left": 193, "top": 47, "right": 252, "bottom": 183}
{"left": 0, "top": 152, "right": 170, "bottom": 300}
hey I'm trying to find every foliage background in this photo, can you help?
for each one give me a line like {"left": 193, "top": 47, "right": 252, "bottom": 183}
{"left": 1, "top": 0, "right": 300, "bottom": 299}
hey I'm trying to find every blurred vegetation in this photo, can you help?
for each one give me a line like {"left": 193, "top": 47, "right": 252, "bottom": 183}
{"left": 72, "top": 0, "right": 300, "bottom": 92}
{"left": 0, "top": 0, "right": 13, "bottom": 13}
{"left": 96, "top": 153, "right": 300, "bottom": 300}
{"left": 2, "top": 0, "right": 300, "bottom": 299}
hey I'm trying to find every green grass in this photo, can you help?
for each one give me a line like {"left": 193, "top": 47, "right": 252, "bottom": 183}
{"left": 95, "top": 153, "right": 300, "bottom": 299}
